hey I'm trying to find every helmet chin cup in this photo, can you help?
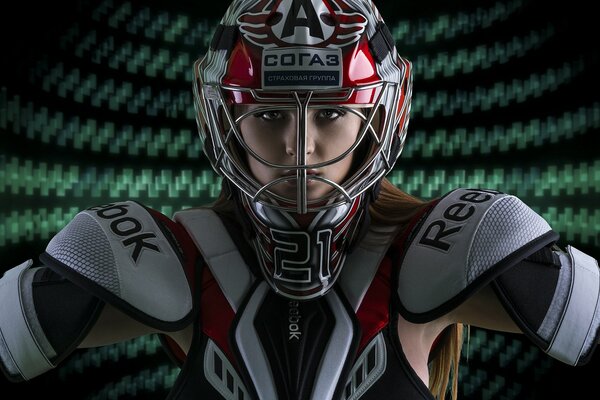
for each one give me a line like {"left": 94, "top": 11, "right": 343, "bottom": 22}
{"left": 242, "top": 192, "right": 367, "bottom": 300}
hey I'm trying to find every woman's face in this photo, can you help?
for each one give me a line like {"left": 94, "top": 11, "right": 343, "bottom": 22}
{"left": 237, "top": 105, "right": 363, "bottom": 201}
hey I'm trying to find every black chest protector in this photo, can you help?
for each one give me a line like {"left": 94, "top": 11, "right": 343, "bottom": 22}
{"left": 164, "top": 208, "right": 433, "bottom": 400}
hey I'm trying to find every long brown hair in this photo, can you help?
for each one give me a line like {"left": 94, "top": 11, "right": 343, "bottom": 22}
{"left": 211, "top": 178, "right": 464, "bottom": 399}
{"left": 370, "top": 178, "right": 464, "bottom": 400}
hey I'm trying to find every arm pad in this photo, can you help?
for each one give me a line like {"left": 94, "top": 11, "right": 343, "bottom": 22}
{"left": 494, "top": 245, "right": 600, "bottom": 366}
{"left": 0, "top": 260, "right": 103, "bottom": 382}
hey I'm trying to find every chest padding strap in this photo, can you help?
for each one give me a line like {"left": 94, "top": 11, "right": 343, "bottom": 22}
{"left": 397, "top": 188, "right": 558, "bottom": 322}
{"left": 174, "top": 208, "right": 255, "bottom": 312}
{"left": 339, "top": 224, "right": 400, "bottom": 312}
{"left": 40, "top": 201, "right": 195, "bottom": 331}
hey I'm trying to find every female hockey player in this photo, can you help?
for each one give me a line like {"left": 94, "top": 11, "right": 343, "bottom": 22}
{"left": 1, "top": 1, "right": 598, "bottom": 399}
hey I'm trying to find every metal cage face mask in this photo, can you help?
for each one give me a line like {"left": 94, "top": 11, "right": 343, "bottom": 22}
{"left": 196, "top": 80, "right": 408, "bottom": 214}
{"left": 193, "top": 0, "right": 413, "bottom": 214}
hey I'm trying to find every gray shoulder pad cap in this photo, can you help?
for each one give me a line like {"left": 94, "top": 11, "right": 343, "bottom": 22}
{"left": 397, "top": 188, "right": 558, "bottom": 322}
{"left": 40, "top": 201, "right": 194, "bottom": 331}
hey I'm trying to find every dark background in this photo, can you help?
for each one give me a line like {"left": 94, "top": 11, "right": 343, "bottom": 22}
{"left": 1, "top": 0, "right": 598, "bottom": 398}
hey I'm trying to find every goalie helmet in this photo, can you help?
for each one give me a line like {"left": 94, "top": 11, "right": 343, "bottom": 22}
{"left": 193, "top": 0, "right": 412, "bottom": 299}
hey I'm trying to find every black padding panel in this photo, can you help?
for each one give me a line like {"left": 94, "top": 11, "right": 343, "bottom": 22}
{"left": 253, "top": 291, "right": 335, "bottom": 400}
{"left": 494, "top": 258, "right": 560, "bottom": 342}
{"left": 32, "top": 267, "right": 104, "bottom": 361}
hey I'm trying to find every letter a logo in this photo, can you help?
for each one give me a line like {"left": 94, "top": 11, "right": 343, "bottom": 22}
{"left": 238, "top": 0, "right": 368, "bottom": 48}
{"left": 282, "top": 0, "right": 324, "bottom": 39}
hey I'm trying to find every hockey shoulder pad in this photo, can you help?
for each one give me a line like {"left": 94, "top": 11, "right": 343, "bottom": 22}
{"left": 39, "top": 201, "right": 198, "bottom": 331}
{"left": 396, "top": 188, "right": 558, "bottom": 320}
{"left": 396, "top": 188, "right": 600, "bottom": 366}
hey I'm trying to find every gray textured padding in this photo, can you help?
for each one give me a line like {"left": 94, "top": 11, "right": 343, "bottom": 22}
{"left": 0, "top": 260, "right": 56, "bottom": 380}
{"left": 46, "top": 213, "right": 120, "bottom": 296}
{"left": 467, "top": 196, "right": 552, "bottom": 283}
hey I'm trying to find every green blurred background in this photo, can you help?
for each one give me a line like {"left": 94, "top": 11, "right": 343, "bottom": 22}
{"left": 0, "top": 0, "right": 598, "bottom": 398}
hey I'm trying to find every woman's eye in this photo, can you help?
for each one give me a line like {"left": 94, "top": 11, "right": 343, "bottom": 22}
{"left": 254, "top": 111, "right": 283, "bottom": 121}
{"left": 317, "top": 109, "right": 345, "bottom": 120}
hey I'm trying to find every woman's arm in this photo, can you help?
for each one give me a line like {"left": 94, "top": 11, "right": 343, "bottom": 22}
{"left": 78, "top": 303, "right": 159, "bottom": 348}
{"left": 447, "top": 284, "right": 521, "bottom": 333}
{"left": 79, "top": 303, "right": 193, "bottom": 354}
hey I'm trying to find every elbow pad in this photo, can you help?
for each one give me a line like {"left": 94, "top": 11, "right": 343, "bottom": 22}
{"left": 0, "top": 260, "right": 103, "bottom": 382}
{"left": 494, "top": 245, "right": 600, "bottom": 366}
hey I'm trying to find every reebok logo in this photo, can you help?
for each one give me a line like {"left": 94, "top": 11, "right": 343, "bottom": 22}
{"left": 288, "top": 300, "right": 302, "bottom": 341}
{"left": 418, "top": 189, "right": 500, "bottom": 252}
{"left": 88, "top": 203, "right": 161, "bottom": 263}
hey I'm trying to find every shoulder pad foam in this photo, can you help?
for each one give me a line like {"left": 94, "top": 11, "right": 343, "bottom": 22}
{"left": 40, "top": 201, "right": 194, "bottom": 331}
{"left": 397, "top": 188, "right": 558, "bottom": 322}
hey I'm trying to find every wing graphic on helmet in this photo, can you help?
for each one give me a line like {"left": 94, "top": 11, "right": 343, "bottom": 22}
{"left": 236, "top": 0, "right": 276, "bottom": 48}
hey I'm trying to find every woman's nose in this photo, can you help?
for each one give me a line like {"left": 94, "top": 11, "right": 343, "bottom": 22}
{"left": 285, "top": 121, "right": 316, "bottom": 158}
